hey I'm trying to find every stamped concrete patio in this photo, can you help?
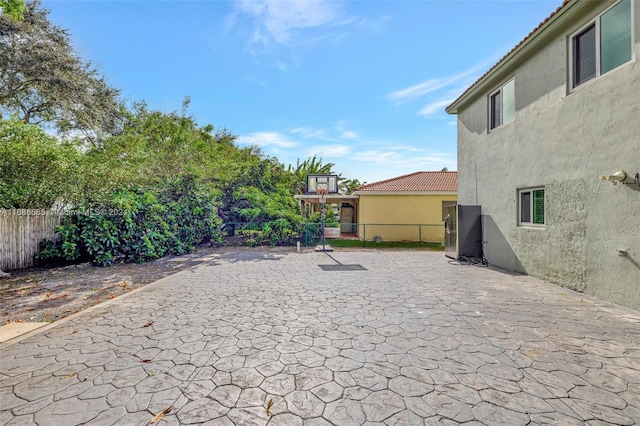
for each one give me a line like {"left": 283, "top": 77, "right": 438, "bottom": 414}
{"left": 1, "top": 250, "right": 639, "bottom": 425}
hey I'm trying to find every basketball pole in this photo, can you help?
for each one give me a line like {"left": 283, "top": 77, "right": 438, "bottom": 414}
{"left": 321, "top": 190, "right": 326, "bottom": 252}
{"left": 314, "top": 182, "right": 332, "bottom": 252}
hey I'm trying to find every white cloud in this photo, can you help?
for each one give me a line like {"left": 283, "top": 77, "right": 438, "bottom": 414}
{"left": 233, "top": 0, "right": 346, "bottom": 45}
{"left": 388, "top": 48, "right": 510, "bottom": 106}
{"left": 388, "top": 73, "right": 469, "bottom": 105}
{"left": 291, "top": 123, "right": 357, "bottom": 141}
{"left": 227, "top": 1, "right": 388, "bottom": 71}
{"left": 290, "top": 127, "right": 328, "bottom": 139}
{"left": 236, "top": 131, "right": 299, "bottom": 148}
{"left": 354, "top": 15, "right": 391, "bottom": 33}
{"left": 353, "top": 148, "right": 453, "bottom": 170}
{"left": 350, "top": 145, "right": 456, "bottom": 179}
{"left": 306, "top": 144, "right": 350, "bottom": 157}
{"left": 341, "top": 130, "right": 358, "bottom": 139}
{"left": 418, "top": 99, "right": 456, "bottom": 117}
{"left": 334, "top": 121, "right": 358, "bottom": 139}
{"left": 340, "top": 147, "right": 458, "bottom": 184}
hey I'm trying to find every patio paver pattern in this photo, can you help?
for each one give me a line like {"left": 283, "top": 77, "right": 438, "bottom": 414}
{"left": 1, "top": 250, "right": 639, "bottom": 425}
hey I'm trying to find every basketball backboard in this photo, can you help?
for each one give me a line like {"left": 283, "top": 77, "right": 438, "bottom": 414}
{"left": 306, "top": 175, "right": 339, "bottom": 194}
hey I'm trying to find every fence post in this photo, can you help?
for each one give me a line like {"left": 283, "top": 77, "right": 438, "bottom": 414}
{"left": 419, "top": 225, "right": 422, "bottom": 248}
{"left": 363, "top": 224, "right": 366, "bottom": 247}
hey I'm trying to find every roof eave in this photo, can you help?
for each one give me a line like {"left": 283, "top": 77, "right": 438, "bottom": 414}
{"left": 352, "top": 191, "right": 457, "bottom": 196}
{"left": 446, "top": 0, "right": 582, "bottom": 115}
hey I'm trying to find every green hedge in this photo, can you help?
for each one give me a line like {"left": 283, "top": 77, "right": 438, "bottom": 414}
{"left": 37, "top": 177, "right": 221, "bottom": 266}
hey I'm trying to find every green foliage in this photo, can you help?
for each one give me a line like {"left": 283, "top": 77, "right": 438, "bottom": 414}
{"left": 287, "top": 155, "right": 336, "bottom": 195}
{"left": 82, "top": 100, "right": 238, "bottom": 196}
{"left": 339, "top": 178, "right": 366, "bottom": 194}
{"left": 35, "top": 238, "right": 59, "bottom": 262}
{"left": 37, "top": 176, "right": 222, "bottom": 266}
{"left": 217, "top": 153, "right": 304, "bottom": 246}
{"left": 227, "top": 184, "right": 303, "bottom": 246}
{"left": 0, "top": 0, "right": 121, "bottom": 146}
{"left": 308, "top": 207, "right": 339, "bottom": 227}
{"left": 0, "top": 0, "right": 371, "bottom": 265}
{"left": 301, "top": 222, "right": 322, "bottom": 245}
{"left": 0, "top": 118, "right": 81, "bottom": 208}
{"left": 0, "top": 0, "right": 25, "bottom": 20}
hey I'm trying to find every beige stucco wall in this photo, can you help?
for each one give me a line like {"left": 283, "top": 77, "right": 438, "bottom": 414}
{"left": 454, "top": 0, "right": 640, "bottom": 309}
{"left": 356, "top": 193, "right": 456, "bottom": 242}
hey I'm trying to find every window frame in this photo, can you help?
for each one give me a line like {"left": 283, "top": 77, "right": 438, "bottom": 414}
{"left": 572, "top": 23, "right": 598, "bottom": 87}
{"left": 518, "top": 187, "right": 545, "bottom": 227}
{"left": 488, "top": 78, "right": 515, "bottom": 132}
{"left": 569, "top": 0, "right": 635, "bottom": 90}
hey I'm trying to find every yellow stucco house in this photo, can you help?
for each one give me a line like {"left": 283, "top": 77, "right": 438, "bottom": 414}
{"left": 353, "top": 171, "right": 457, "bottom": 243}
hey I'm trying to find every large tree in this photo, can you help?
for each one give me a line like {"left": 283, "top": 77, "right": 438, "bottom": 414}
{"left": 0, "top": 0, "right": 121, "bottom": 146}
{"left": 0, "top": 119, "right": 82, "bottom": 208}
{"left": 84, "top": 99, "right": 239, "bottom": 192}
{"left": 0, "top": 0, "right": 26, "bottom": 20}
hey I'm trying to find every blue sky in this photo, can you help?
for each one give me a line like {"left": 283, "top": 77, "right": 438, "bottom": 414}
{"left": 45, "top": 0, "right": 560, "bottom": 184}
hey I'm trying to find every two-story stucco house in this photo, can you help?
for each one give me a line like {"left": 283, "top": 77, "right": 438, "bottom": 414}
{"left": 446, "top": 0, "right": 640, "bottom": 310}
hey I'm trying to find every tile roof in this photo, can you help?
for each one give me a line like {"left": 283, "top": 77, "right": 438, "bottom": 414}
{"left": 446, "top": 0, "right": 572, "bottom": 112}
{"left": 355, "top": 171, "right": 457, "bottom": 193}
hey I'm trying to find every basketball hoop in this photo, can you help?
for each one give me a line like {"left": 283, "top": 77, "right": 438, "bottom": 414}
{"left": 316, "top": 182, "right": 329, "bottom": 202}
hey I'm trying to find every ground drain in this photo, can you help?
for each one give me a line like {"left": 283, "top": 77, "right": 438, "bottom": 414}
{"left": 318, "top": 264, "right": 367, "bottom": 271}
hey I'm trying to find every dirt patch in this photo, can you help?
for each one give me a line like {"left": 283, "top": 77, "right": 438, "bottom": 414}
{"left": 0, "top": 244, "right": 294, "bottom": 324}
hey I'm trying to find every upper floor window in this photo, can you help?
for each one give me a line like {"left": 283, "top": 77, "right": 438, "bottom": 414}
{"left": 489, "top": 79, "right": 514, "bottom": 131}
{"left": 571, "top": 0, "right": 633, "bottom": 88}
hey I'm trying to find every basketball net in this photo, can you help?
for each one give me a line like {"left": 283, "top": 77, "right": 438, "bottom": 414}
{"left": 316, "top": 183, "right": 328, "bottom": 203}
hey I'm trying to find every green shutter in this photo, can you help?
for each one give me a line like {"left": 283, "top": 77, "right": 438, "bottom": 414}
{"left": 601, "top": 0, "right": 632, "bottom": 74}
{"left": 533, "top": 189, "right": 545, "bottom": 225}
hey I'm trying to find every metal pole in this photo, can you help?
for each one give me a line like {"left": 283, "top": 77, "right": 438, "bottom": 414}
{"left": 321, "top": 195, "right": 326, "bottom": 251}
{"left": 363, "top": 224, "right": 366, "bottom": 247}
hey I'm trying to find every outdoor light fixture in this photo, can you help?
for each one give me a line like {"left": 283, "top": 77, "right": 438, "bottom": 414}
{"left": 598, "top": 170, "right": 640, "bottom": 186}
{"left": 599, "top": 170, "right": 627, "bottom": 184}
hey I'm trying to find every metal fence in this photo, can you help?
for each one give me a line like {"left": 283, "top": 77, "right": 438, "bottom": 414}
{"left": 218, "top": 222, "right": 444, "bottom": 248}
{"left": 303, "top": 223, "right": 445, "bottom": 248}
{"left": 0, "top": 209, "right": 63, "bottom": 271}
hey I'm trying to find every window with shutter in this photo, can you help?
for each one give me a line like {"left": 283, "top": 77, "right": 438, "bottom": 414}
{"left": 571, "top": 0, "right": 633, "bottom": 89}
{"left": 519, "top": 188, "right": 545, "bottom": 226}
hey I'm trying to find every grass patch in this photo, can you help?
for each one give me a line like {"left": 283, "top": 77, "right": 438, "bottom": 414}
{"left": 326, "top": 239, "right": 444, "bottom": 251}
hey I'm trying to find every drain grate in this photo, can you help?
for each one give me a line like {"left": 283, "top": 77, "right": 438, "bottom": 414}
{"left": 318, "top": 264, "right": 367, "bottom": 271}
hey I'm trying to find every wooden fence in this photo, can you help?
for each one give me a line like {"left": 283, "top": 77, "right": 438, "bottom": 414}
{"left": 0, "top": 209, "right": 63, "bottom": 271}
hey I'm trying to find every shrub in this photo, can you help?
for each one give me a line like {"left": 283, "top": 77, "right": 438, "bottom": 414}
{"left": 226, "top": 185, "right": 304, "bottom": 246}
{"left": 37, "top": 176, "right": 221, "bottom": 266}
